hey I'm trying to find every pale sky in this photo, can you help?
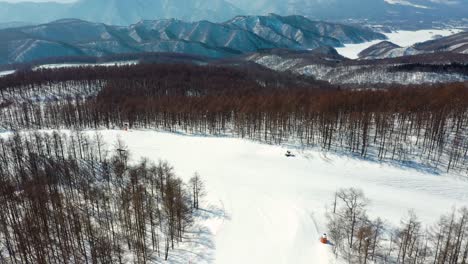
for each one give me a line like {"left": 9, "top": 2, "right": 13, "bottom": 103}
{"left": 0, "top": 0, "right": 76, "bottom": 2}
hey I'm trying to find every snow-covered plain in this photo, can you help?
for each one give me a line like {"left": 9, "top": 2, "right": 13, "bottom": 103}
{"left": 336, "top": 29, "right": 463, "bottom": 59}
{"left": 0, "top": 61, "right": 138, "bottom": 78}
{"left": 0, "top": 61, "right": 138, "bottom": 77}
{"left": 33, "top": 60, "right": 138, "bottom": 70}
{"left": 71, "top": 129, "right": 468, "bottom": 264}
{"left": 0, "top": 70, "right": 15, "bottom": 77}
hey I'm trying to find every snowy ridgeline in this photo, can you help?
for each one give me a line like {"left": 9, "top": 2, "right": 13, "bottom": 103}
{"left": 0, "top": 129, "right": 464, "bottom": 264}
{"left": 253, "top": 55, "right": 468, "bottom": 85}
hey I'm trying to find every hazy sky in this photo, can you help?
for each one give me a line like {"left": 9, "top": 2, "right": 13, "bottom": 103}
{"left": 0, "top": 0, "right": 76, "bottom": 2}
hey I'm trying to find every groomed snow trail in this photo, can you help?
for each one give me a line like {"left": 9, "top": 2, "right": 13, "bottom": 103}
{"left": 78, "top": 130, "right": 468, "bottom": 263}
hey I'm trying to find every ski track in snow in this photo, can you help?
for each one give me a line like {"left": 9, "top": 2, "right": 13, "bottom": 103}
{"left": 45, "top": 129, "right": 467, "bottom": 264}
{"left": 337, "top": 28, "right": 463, "bottom": 59}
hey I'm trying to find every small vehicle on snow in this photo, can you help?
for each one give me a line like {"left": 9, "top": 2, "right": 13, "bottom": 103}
{"left": 320, "top": 233, "right": 328, "bottom": 244}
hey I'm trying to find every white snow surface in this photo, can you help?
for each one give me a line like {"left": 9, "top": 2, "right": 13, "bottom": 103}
{"left": 0, "top": 70, "right": 15, "bottom": 77}
{"left": 385, "top": 0, "right": 429, "bottom": 8}
{"left": 0, "top": 61, "right": 137, "bottom": 78}
{"left": 336, "top": 28, "right": 463, "bottom": 59}
{"left": 68, "top": 129, "right": 468, "bottom": 264}
{"left": 33, "top": 60, "right": 138, "bottom": 70}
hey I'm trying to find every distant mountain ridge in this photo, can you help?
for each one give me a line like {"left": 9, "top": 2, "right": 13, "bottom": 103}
{"left": 0, "top": 0, "right": 243, "bottom": 25}
{"left": 0, "top": 0, "right": 466, "bottom": 26}
{"left": 0, "top": 14, "right": 386, "bottom": 64}
{"left": 359, "top": 32, "right": 468, "bottom": 59}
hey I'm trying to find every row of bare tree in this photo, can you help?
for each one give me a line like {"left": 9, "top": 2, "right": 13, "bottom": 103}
{"left": 0, "top": 131, "right": 204, "bottom": 263}
{"left": 1, "top": 64, "right": 467, "bottom": 173}
{"left": 328, "top": 188, "right": 468, "bottom": 264}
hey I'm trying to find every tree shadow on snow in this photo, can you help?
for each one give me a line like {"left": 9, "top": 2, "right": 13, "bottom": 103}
{"left": 151, "top": 203, "right": 229, "bottom": 264}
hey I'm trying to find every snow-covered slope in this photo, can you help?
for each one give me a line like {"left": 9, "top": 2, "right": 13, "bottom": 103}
{"left": 79, "top": 129, "right": 468, "bottom": 264}
{"left": 247, "top": 49, "right": 468, "bottom": 85}
{"left": 336, "top": 28, "right": 462, "bottom": 59}
{"left": 358, "top": 41, "right": 420, "bottom": 59}
{"left": 226, "top": 14, "right": 384, "bottom": 48}
{"left": 414, "top": 31, "right": 468, "bottom": 53}
{"left": 359, "top": 31, "right": 468, "bottom": 59}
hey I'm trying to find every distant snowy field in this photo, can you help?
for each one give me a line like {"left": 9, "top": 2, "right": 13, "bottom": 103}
{"left": 66, "top": 130, "right": 468, "bottom": 264}
{"left": 0, "top": 70, "right": 15, "bottom": 77}
{"left": 33, "top": 60, "right": 138, "bottom": 70}
{"left": 337, "top": 29, "right": 463, "bottom": 59}
{"left": 0, "top": 61, "right": 138, "bottom": 78}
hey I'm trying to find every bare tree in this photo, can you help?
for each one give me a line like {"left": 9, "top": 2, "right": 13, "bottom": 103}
{"left": 189, "top": 172, "right": 205, "bottom": 210}
{"left": 336, "top": 188, "right": 369, "bottom": 250}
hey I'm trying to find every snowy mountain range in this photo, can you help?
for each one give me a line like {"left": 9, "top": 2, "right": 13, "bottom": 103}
{"left": 0, "top": 15, "right": 386, "bottom": 64}
{"left": 0, "top": 0, "right": 466, "bottom": 26}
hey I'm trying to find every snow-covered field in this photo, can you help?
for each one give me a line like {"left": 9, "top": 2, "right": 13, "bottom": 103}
{"left": 337, "top": 29, "right": 463, "bottom": 59}
{"left": 0, "top": 61, "right": 138, "bottom": 78}
{"left": 33, "top": 60, "right": 138, "bottom": 70}
{"left": 0, "top": 70, "right": 15, "bottom": 77}
{"left": 71, "top": 129, "right": 468, "bottom": 264}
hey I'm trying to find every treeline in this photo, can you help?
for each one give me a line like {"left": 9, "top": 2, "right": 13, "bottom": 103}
{"left": 0, "top": 131, "right": 204, "bottom": 263}
{"left": 328, "top": 188, "right": 468, "bottom": 264}
{"left": 1, "top": 64, "right": 467, "bottom": 173}
{"left": 0, "top": 63, "right": 323, "bottom": 95}
{"left": 390, "top": 63, "right": 468, "bottom": 76}
{"left": 0, "top": 52, "right": 214, "bottom": 72}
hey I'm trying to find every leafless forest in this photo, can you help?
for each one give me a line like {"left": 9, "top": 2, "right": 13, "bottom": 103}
{"left": 0, "top": 131, "right": 205, "bottom": 263}
{"left": 1, "top": 64, "right": 467, "bottom": 173}
{"left": 0, "top": 63, "right": 468, "bottom": 263}
{"left": 328, "top": 188, "right": 468, "bottom": 264}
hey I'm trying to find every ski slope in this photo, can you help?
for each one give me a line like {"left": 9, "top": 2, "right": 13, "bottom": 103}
{"left": 79, "top": 129, "right": 468, "bottom": 264}
{"left": 336, "top": 28, "right": 463, "bottom": 59}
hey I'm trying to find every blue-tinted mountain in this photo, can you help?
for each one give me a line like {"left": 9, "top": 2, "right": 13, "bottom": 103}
{"left": 0, "top": 15, "right": 386, "bottom": 64}
{"left": 0, "top": 0, "right": 242, "bottom": 25}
